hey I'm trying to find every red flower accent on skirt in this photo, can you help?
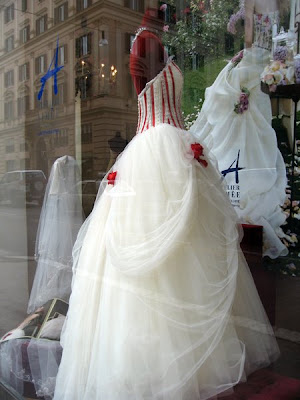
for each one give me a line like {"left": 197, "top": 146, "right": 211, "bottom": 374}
{"left": 107, "top": 171, "right": 117, "bottom": 185}
{"left": 191, "top": 143, "right": 208, "bottom": 168}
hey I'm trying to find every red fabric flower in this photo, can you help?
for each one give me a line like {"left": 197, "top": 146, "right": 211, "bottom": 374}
{"left": 191, "top": 143, "right": 208, "bottom": 168}
{"left": 107, "top": 171, "right": 117, "bottom": 185}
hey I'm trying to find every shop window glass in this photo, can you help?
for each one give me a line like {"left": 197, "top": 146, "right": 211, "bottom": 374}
{"left": 0, "top": 2, "right": 298, "bottom": 399}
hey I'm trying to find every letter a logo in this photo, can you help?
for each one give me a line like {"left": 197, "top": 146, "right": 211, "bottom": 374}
{"left": 38, "top": 37, "right": 64, "bottom": 101}
{"left": 221, "top": 150, "right": 244, "bottom": 184}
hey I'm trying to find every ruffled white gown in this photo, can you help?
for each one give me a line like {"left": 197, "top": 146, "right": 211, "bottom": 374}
{"left": 190, "top": 11, "right": 287, "bottom": 259}
{"left": 53, "top": 53, "right": 279, "bottom": 400}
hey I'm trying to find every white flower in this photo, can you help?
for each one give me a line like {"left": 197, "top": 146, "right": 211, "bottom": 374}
{"left": 273, "top": 70, "right": 284, "bottom": 84}
{"left": 286, "top": 66, "right": 295, "bottom": 83}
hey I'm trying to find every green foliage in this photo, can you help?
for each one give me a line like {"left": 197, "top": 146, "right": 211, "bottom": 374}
{"left": 163, "top": 0, "right": 240, "bottom": 60}
{"left": 182, "top": 57, "right": 228, "bottom": 122}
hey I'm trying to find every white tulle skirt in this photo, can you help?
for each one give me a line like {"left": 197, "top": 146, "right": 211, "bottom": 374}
{"left": 190, "top": 47, "right": 287, "bottom": 259}
{"left": 53, "top": 124, "right": 279, "bottom": 400}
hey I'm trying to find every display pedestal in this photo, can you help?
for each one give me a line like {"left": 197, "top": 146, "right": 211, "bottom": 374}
{"left": 240, "top": 224, "right": 276, "bottom": 325}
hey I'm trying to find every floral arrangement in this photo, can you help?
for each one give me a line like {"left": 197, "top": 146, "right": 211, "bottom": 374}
{"left": 273, "top": 46, "right": 288, "bottom": 63}
{"left": 234, "top": 87, "right": 250, "bottom": 114}
{"left": 261, "top": 60, "right": 295, "bottom": 92}
{"left": 227, "top": 2, "right": 245, "bottom": 35}
{"left": 294, "top": 57, "right": 300, "bottom": 84}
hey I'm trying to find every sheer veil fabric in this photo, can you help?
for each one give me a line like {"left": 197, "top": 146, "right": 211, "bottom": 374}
{"left": 27, "top": 155, "right": 83, "bottom": 314}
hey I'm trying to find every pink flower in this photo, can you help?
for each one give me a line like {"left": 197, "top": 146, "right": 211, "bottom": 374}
{"left": 183, "top": 7, "right": 191, "bottom": 14}
{"left": 269, "top": 84, "right": 277, "bottom": 92}
{"left": 231, "top": 50, "right": 244, "bottom": 64}
{"left": 163, "top": 25, "right": 169, "bottom": 32}
{"left": 240, "top": 93, "right": 248, "bottom": 103}
{"left": 160, "top": 4, "right": 167, "bottom": 12}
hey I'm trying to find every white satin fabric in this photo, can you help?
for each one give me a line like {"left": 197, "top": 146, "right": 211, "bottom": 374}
{"left": 190, "top": 45, "right": 287, "bottom": 259}
{"left": 53, "top": 124, "right": 279, "bottom": 400}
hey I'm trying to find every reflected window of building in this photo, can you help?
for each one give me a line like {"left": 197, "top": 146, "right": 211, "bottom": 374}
{"left": 58, "top": 44, "right": 67, "bottom": 65}
{"left": 35, "top": 90, "right": 48, "bottom": 109}
{"left": 36, "top": 15, "right": 47, "bottom": 35}
{"left": 82, "top": 123, "right": 92, "bottom": 144}
{"left": 55, "top": 2, "right": 68, "bottom": 24}
{"left": 76, "top": 0, "right": 91, "bottom": 12}
{"left": 20, "top": 25, "right": 30, "bottom": 44}
{"left": 124, "top": 0, "right": 144, "bottom": 13}
{"left": 4, "top": 100, "right": 14, "bottom": 120}
{"left": 5, "top": 138, "right": 15, "bottom": 153}
{"left": 20, "top": 142, "right": 29, "bottom": 152}
{"left": 5, "top": 35, "right": 14, "bottom": 52}
{"left": 4, "top": 70, "right": 14, "bottom": 88}
{"left": 17, "top": 95, "right": 29, "bottom": 116}
{"left": 6, "top": 160, "right": 16, "bottom": 172}
{"left": 159, "top": 2, "right": 176, "bottom": 23}
{"left": 19, "top": 62, "right": 29, "bottom": 81}
{"left": 52, "top": 82, "right": 65, "bottom": 106}
{"left": 4, "top": 3, "right": 14, "bottom": 23}
{"left": 125, "top": 33, "right": 135, "bottom": 54}
{"left": 35, "top": 54, "right": 47, "bottom": 74}
{"left": 21, "top": 0, "right": 27, "bottom": 12}
{"left": 76, "top": 33, "right": 92, "bottom": 57}
{"left": 54, "top": 129, "right": 68, "bottom": 147}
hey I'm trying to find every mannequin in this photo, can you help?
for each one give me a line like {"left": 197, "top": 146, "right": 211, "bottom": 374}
{"left": 191, "top": 0, "right": 288, "bottom": 259}
{"left": 106, "top": 132, "right": 128, "bottom": 171}
{"left": 130, "top": 8, "right": 167, "bottom": 95}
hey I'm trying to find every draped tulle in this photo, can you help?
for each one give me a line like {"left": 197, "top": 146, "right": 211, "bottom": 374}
{"left": 53, "top": 124, "right": 279, "bottom": 400}
{"left": 27, "top": 156, "right": 83, "bottom": 314}
{"left": 0, "top": 337, "right": 62, "bottom": 400}
{"left": 190, "top": 47, "right": 287, "bottom": 259}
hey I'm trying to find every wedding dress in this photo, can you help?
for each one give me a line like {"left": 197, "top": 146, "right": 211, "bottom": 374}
{"left": 53, "top": 30, "right": 279, "bottom": 400}
{"left": 27, "top": 155, "right": 83, "bottom": 313}
{"left": 191, "top": 11, "right": 288, "bottom": 259}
